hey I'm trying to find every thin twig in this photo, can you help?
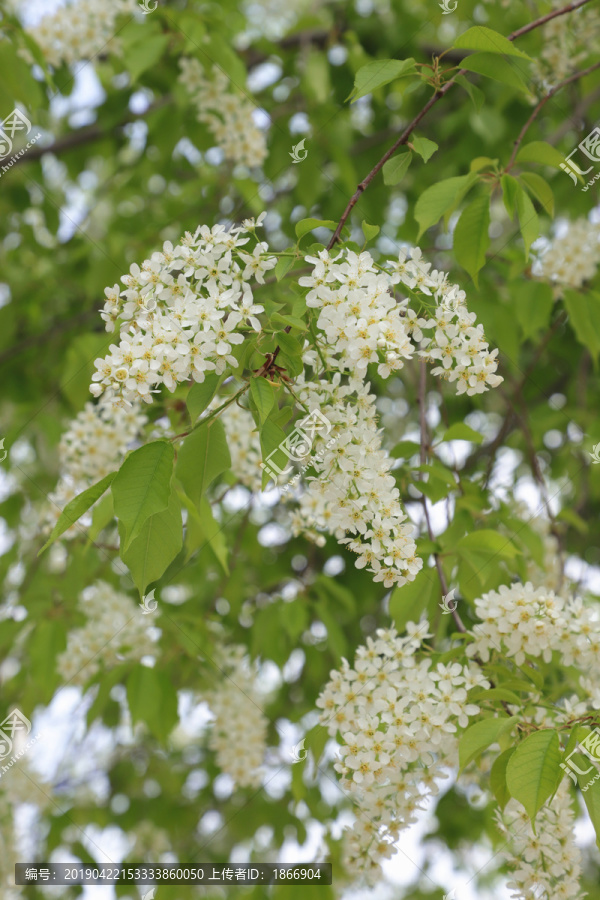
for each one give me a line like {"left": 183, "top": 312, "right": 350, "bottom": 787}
{"left": 326, "top": 0, "right": 595, "bottom": 249}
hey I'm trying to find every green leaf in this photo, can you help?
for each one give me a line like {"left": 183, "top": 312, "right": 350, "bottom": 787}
{"left": 60, "top": 333, "right": 112, "bottom": 410}
{"left": 347, "top": 58, "right": 416, "bottom": 102}
{"left": 460, "top": 53, "right": 531, "bottom": 94}
{"left": 0, "top": 40, "right": 44, "bottom": 107}
{"left": 389, "top": 567, "right": 439, "bottom": 632}
{"left": 391, "top": 440, "right": 421, "bottom": 458}
{"left": 511, "top": 281, "right": 554, "bottom": 340}
{"left": 453, "top": 26, "right": 531, "bottom": 60}
{"left": 490, "top": 747, "right": 516, "bottom": 809}
{"left": 29, "top": 620, "right": 67, "bottom": 702}
{"left": 112, "top": 441, "right": 175, "bottom": 551}
{"left": 249, "top": 377, "right": 276, "bottom": 424}
{"left": 501, "top": 173, "right": 520, "bottom": 219}
{"left": 453, "top": 193, "right": 490, "bottom": 286}
{"left": 459, "top": 716, "right": 520, "bottom": 770}
{"left": 127, "top": 34, "right": 169, "bottom": 82}
{"left": 186, "top": 374, "right": 222, "bottom": 422}
{"left": 442, "top": 424, "right": 484, "bottom": 444}
{"left": 456, "top": 530, "right": 520, "bottom": 560}
{"left": 362, "top": 221, "right": 380, "bottom": 242}
{"left": 411, "top": 136, "right": 438, "bottom": 163}
{"left": 519, "top": 172, "right": 554, "bottom": 218}
{"left": 270, "top": 312, "right": 307, "bottom": 331}
{"left": 382, "top": 150, "right": 412, "bottom": 186}
{"left": 516, "top": 141, "right": 567, "bottom": 170}
{"left": 274, "top": 256, "right": 295, "bottom": 282}
{"left": 120, "top": 492, "right": 183, "bottom": 597}
{"left": 183, "top": 496, "right": 229, "bottom": 574}
{"left": 515, "top": 185, "right": 539, "bottom": 260}
{"left": 414, "top": 174, "right": 477, "bottom": 239}
{"left": 563, "top": 291, "right": 600, "bottom": 364}
{"left": 295, "top": 218, "right": 338, "bottom": 240}
{"left": 127, "top": 665, "right": 179, "bottom": 740}
{"left": 259, "top": 417, "right": 289, "bottom": 489}
{"left": 175, "top": 419, "right": 231, "bottom": 506}
{"left": 506, "top": 730, "right": 561, "bottom": 825}
{"left": 455, "top": 74, "right": 485, "bottom": 111}
{"left": 38, "top": 472, "right": 115, "bottom": 555}
{"left": 88, "top": 490, "right": 115, "bottom": 544}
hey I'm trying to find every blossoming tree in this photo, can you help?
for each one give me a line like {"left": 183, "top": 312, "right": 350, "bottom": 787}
{"left": 1, "top": 0, "right": 600, "bottom": 897}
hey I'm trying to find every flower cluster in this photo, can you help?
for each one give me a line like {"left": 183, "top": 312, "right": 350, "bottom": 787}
{"left": 39, "top": 396, "right": 146, "bottom": 540}
{"left": 179, "top": 59, "right": 268, "bottom": 168}
{"left": 19, "top": 0, "right": 136, "bottom": 68}
{"left": 91, "top": 217, "right": 275, "bottom": 405}
{"left": 206, "top": 645, "right": 267, "bottom": 788}
{"left": 537, "top": 218, "right": 600, "bottom": 297}
{"left": 300, "top": 247, "right": 503, "bottom": 396}
{"left": 317, "top": 623, "right": 489, "bottom": 881}
{"left": 529, "top": 0, "right": 600, "bottom": 88}
{"left": 287, "top": 376, "right": 420, "bottom": 588}
{"left": 496, "top": 780, "right": 584, "bottom": 900}
{"left": 466, "top": 581, "right": 600, "bottom": 674}
{"left": 57, "top": 581, "right": 156, "bottom": 685}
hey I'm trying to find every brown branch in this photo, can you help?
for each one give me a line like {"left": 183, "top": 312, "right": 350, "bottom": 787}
{"left": 13, "top": 95, "right": 172, "bottom": 167}
{"left": 417, "top": 360, "right": 466, "bottom": 633}
{"left": 326, "top": 0, "right": 595, "bottom": 249}
{"left": 506, "top": 59, "right": 600, "bottom": 171}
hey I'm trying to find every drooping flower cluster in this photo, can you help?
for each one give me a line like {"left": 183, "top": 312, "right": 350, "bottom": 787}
{"left": 286, "top": 376, "right": 420, "bottom": 588}
{"left": 179, "top": 59, "right": 268, "bottom": 168}
{"left": 300, "top": 248, "right": 503, "bottom": 396}
{"left": 39, "top": 396, "right": 147, "bottom": 540}
{"left": 17, "top": 0, "right": 137, "bottom": 68}
{"left": 466, "top": 581, "right": 600, "bottom": 674}
{"left": 205, "top": 645, "right": 268, "bottom": 788}
{"left": 496, "top": 779, "right": 584, "bottom": 900}
{"left": 317, "top": 623, "right": 489, "bottom": 881}
{"left": 529, "top": 0, "right": 600, "bottom": 88}
{"left": 56, "top": 581, "right": 156, "bottom": 685}
{"left": 536, "top": 218, "right": 600, "bottom": 297}
{"left": 90, "top": 217, "right": 275, "bottom": 405}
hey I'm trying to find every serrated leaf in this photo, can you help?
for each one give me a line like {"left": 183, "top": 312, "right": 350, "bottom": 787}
{"left": 442, "top": 424, "right": 484, "bottom": 444}
{"left": 183, "top": 496, "right": 229, "bottom": 573}
{"left": 347, "top": 58, "right": 416, "bottom": 102}
{"left": 519, "top": 172, "right": 554, "bottom": 218}
{"left": 506, "top": 730, "right": 561, "bottom": 826}
{"left": 453, "top": 193, "right": 490, "bottom": 286}
{"left": 362, "top": 221, "right": 380, "bottom": 242}
{"left": 127, "top": 665, "right": 179, "bottom": 740}
{"left": 112, "top": 442, "right": 174, "bottom": 551}
{"left": 250, "top": 377, "right": 276, "bottom": 424}
{"left": 411, "top": 135, "right": 438, "bottom": 163}
{"left": 490, "top": 747, "right": 516, "bottom": 809}
{"left": 382, "top": 150, "right": 412, "bottom": 186}
{"left": 501, "top": 173, "right": 520, "bottom": 218}
{"left": 274, "top": 256, "right": 295, "bottom": 282}
{"left": 415, "top": 173, "right": 477, "bottom": 239}
{"left": 516, "top": 141, "right": 566, "bottom": 170}
{"left": 259, "top": 417, "right": 290, "bottom": 489}
{"left": 461, "top": 53, "right": 531, "bottom": 94}
{"left": 453, "top": 26, "right": 531, "bottom": 60}
{"left": 120, "top": 492, "right": 183, "bottom": 597}
{"left": 38, "top": 472, "right": 115, "bottom": 555}
{"left": 175, "top": 419, "right": 231, "bottom": 506}
{"left": 563, "top": 290, "right": 600, "bottom": 364}
{"left": 295, "top": 218, "right": 337, "bottom": 240}
{"left": 270, "top": 312, "right": 306, "bottom": 331}
{"left": 186, "top": 374, "right": 222, "bottom": 422}
{"left": 459, "top": 716, "right": 519, "bottom": 770}
{"left": 515, "top": 185, "right": 539, "bottom": 260}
